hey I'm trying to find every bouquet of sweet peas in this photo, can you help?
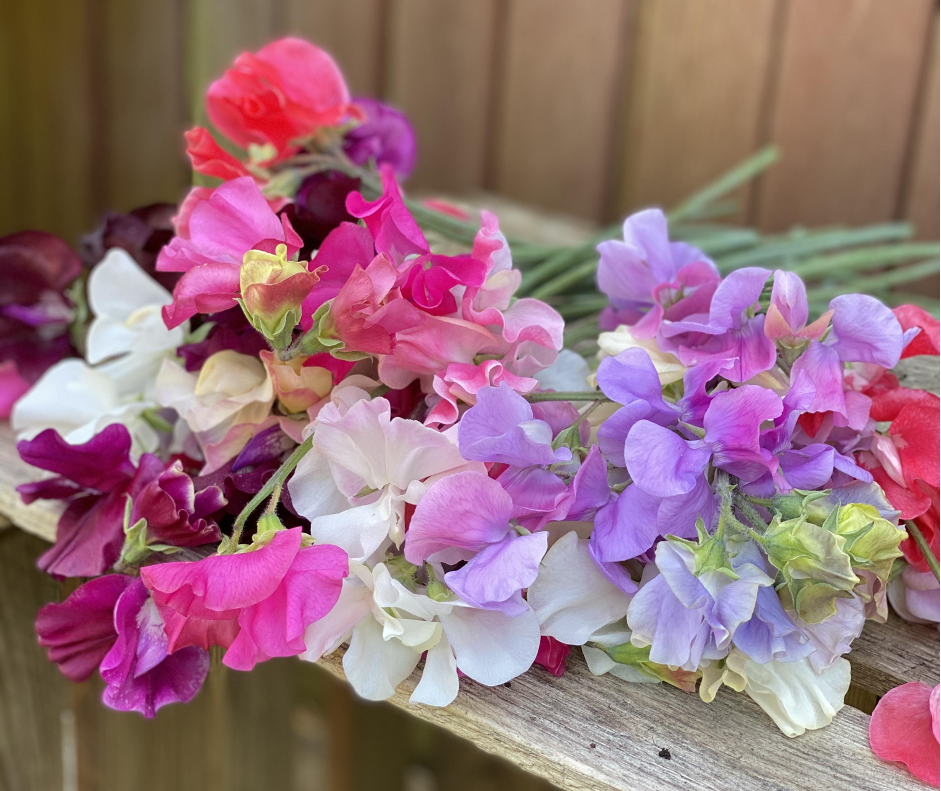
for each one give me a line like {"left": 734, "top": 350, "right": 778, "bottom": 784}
{"left": 5, "top": 38, "right": 939, "bottom": 760}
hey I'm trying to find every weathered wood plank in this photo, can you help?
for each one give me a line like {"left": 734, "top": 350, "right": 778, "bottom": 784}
{"left": 755, "top": 0, "right": 935, "bottom": 231}
{"left": 283, "top": 0, "right": 385, "bottom": 97}
{"left": 614, "top": 0, "right": 777, "bottom": 222}
{"left": 851, "top": 612, "right": 939, "bottom": 700}
{"left": 491, "top": 0, "right": 628, "bottom": 221}
{"left": 385, "top": 0, "right": 500, "bottom": 192}
{"left": 317, "top": 648, "right": 921, "bottom": 791}
{"left": 100, "top": 0, "right": 190, "bottom": 211}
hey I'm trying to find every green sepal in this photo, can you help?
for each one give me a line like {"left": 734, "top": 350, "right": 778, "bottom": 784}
{"left": 601, "top": 641, "right": 700, "bottom": 692}
{"left": 385, "top": 555, "right": 419, "bottom": 592}
{"left": 236, "top": 297, "right": 298, "bottom": 351}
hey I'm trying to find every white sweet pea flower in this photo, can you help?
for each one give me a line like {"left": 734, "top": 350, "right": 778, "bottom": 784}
{"left": 301, "top": 562, "right": 541, "bottom": 706}
{"left": 527, "top": 530, "right": 633, "bottom": 645}
{"left": 11, "top": 249, "right": 186, "bottom": 455}
{"left": 288, "top": 397, "right": 483, "bottom": 564}
{"left": 737, "top": 652, "right": 850, "bottom": 737}
{"left": 86, "top": 248, "right": 187, "bottom": 397}
{"left": 533, "top": 349, "right": 592, "bottom": 392}
{"left": 11, "top": 358, "right": 160, "bottom": 453}
{"left": 581, "top": 622, "right": 659, "bottom": 684}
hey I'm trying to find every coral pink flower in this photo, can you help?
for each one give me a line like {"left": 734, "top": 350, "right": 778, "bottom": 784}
{"left": 896, "top": 304, "right": 940, "bottom": 358}
{"left": 206, "top": 38, "right": 351, "bottom": 155}
{"left": 870, "top": 682, "right": 940, "bottom": 785}
{"left": 185, "top": 127, "right": 253, "bottom": 181}
{"left": 140, "top": 527, "right": 348, "bottom": 671}
{"left": 157, "top": 177, "right": 303, "bottom": 329}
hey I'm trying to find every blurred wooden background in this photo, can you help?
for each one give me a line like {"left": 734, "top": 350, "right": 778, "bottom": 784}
{"left": 0, "top": 0, "right": 937, "bottom": 248}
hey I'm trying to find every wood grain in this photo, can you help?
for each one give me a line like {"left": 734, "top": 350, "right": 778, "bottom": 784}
{"left": 317, "top": 647, "right": 921, "bottom": 791}
{"left": 0, "top": 530, "right": 71, "bottom": 791}
{"left": 385, "top": 0, "right": 500, "bottom": 192}
{"left": 614, "top": 0, "right": 778, "bottom": 222}
{"left": 0, "top": 0, "right": 97, "bottom": 242}
{"left": 100, "top": 0, "right": 190, "bottom": 211}
{"left": 491, "top": 0, "right": 628, "bottom": 221}
{"left": 755, "top": 0, "right": 936, "bottom": 230}
{"left": 283, "top": 0, "right": 386, "bottom": 96}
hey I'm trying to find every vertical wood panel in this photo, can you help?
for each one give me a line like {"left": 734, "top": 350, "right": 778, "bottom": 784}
{"left": 385, "top": 0, "right": 499, "bottom": 191}
{"left": 901, "top": 11, "right": 939, "bottom": 242}
{"left": 101, "top": 0, "right": 190, "bottom": 211}
{"left": 284, "top": 0, "right": 386, "bottom": 96}
{"left": 755, "top": 0, "right": 935, "bottom": 231}
{"left": 614, "top": 0, "right": 778, "bottom": 221}
{"left": 0, "top": 531, "right": 71, "bottom": 791}
{"left": 0, "top": 0, "right": 96, "bottom": 242}
{"left": 492, "top": 0, "right": 628, "bottom": 221}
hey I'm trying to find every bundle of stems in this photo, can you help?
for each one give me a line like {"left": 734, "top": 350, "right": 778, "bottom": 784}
{"left": 403, "top": 146, "right": 939, "bottom": 355}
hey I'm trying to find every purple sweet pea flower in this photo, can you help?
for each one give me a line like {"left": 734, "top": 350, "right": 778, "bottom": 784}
{"left": 596, "top": 209, "right": 717, "bottom": 331}
{"left": 404, "top": 471, "right": 548, "bottom": 614}
{"left": 36, "top": 574, "right": 210, "bottom": 717}
{"left": 459, "top": 382, "right": 571, "bottom": 467}
{"left": 790, "top": 294, "right": 904, "bottom": 429}
{"left": 626, "top": 539, "right": 773, "bottom": 671}
{"left": 657, "top": 267, "right": 777, "bottom": 383}
{"left": 100, "top": 578, "right": 210, "bottom": 717}
{"left": 344, "top": 97, "right": 417, "bottom": 178}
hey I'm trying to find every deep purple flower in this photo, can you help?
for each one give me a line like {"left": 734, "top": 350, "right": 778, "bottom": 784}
{"left": 282, "top": 170, "right": 361, "bottom": 252}
{"left": 18, "top": 425, "right": 223, "bottom": 577}
{"left": 344, "top": 97, "right": 417, "bottom": 178}
{"left": 0, "top": 230, "right": 82, "bottom": 416}
{"left": 177, "top": 307, "right": 267, "bottom": 372}
{"left": 36, "top": 574, "right": 210, "bottom": 717}
{"left": 99, "top": 578, "right": 210, "bottom": 717}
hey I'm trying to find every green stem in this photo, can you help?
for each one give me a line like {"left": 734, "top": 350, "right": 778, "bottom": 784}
{"left": 527, "top": 258, "right": 599, "bottom": 300}
{"left": 525, "top": 391, "right": 611, "bottom": 403}
{"left": 735, "top": 495, "right": 769, "bottom": 535}
{"left": 905, "top": 520, "right": 940, "bottom": 582}
{"left": 226, "top": 435, "right": 314, "bottom": 553}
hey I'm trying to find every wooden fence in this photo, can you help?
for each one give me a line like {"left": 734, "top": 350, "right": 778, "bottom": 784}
{"left": 0, "top": 0, "right": 938, "bottom": 248}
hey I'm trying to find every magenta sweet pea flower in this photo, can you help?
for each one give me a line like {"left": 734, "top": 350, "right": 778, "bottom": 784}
{"left": 404, "top": 471, "right": 548, "bottom": 615}
{"left": 344, "top": 97, "right": 417, "bottom": 178}
{"left": 140, "top": 527, "right": 347, "bottom": 670}
{"left": 157, "top": 177, "right": 304, "bottom": 328}
{"left": 36, "top": 575, "right": 210, "bottom": 717}
{"left": 99, "top": 578, "right": 210, "bottom": 717}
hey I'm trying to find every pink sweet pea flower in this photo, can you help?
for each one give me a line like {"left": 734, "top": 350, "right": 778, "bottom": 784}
{"left": 763, "top": 270, "right": 833, "bottom": 344}
{"left": 870, "top": 682, "right": 940, "bottom": 785}
{"left": 157, "top": 177, "right": 303, "bottom": 328}
{"left": 896, "top": 304, "right": 940, "bottom": 358}
{"left": 425, "top": 360, "right": 538, "bottom": 427}
{"left": 140, "top": 527, "right": 348, "bottom": 671}
{"left": 534, "top": 636, "right": 571, "bottom": 677}
{"left": 346, "top": 166, "right": 428, "bottom": 265}
{"left": 185, "top": 127, "right": 254, "bottom": 182}
{"left": 206, "top": 37, "right": 352, "bottom": 155}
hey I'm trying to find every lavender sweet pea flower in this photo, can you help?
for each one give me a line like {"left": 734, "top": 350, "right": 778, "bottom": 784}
{"left": 404, "top": 471, "right": 547, "bottom": 615}
{"left": 596, "top": 209, "right": 717, "bottom": 331}
{"left": 458, "top": 382, "right": 571, "bottom": 467}
{"left": 658, "top": 267, "right": 777, "bottom": 382}
{"left": 790, "top": 294, "right": 904, "bottom": 428}
{"left": 344, "top": 98, "right": 417, "bottom": 178}
{"left": 626, "top": 540, "right": 773, "bottom": 671}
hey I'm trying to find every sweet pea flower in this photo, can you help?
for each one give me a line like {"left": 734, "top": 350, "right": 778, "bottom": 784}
{"left": 259, "top": 350, "right": 334, "bottom": 415}
{"left": 888, "top": 567, "right": 940, "bottom": 624}
{"left": 301, "top": 561, "right": 541, "bottom": 706}
{"left": 404, "top": 471, "right": 549, "bottom": 615}
{"left": 157, "top": 177, "right": 303, "bottom": 328}
{"left": 763, "top": 270, "right": 833, "bottom": 345}
{"left": 870, "top": 682, "right": 940, "bottom": 784}
{"left": 18, "top": 425, "right": 156, "bottom": 577}
{"left": 140, "top": 527, "right": 348, "bottom": 670}
{"left": 343, "top": 97, "right": 417, "bottom": 178}
{"left": 424, "top": 360, "right": 539, "bottom": 427}
{"left": 626, "top": 539, "right": 773, "bottom": 671}
{"left": 0, "top": 230, "right": 81, "bottom": 417}
{"left": 596, "top": 324, "right": 686, "bottom": 385}
{"left": 288, "top": 396, "right": 477, "bottom": 563}
{"left": 36, "top": 575, "right": 210, "bottom": 717}
{"left": 790, "top": 294, "right": 904, "bottom": 431}
{"left": 205, "top": 37, "right": 351, "bottom": 155}
{"left": 184, "top": 127, "right": 253, "bottom": 182}
{"left": 596, "top": 209, "right": 718, "bottom": 331}
{"left": 156, "top": 350, "right": 275, "bottom": 473}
